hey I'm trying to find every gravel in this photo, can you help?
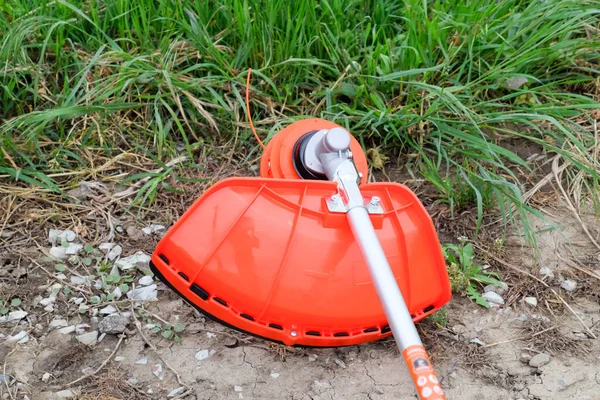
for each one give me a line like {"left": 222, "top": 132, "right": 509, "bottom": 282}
{"left": 524, "top": 297, "right": 538, "bottom": 308}
{"left": 482, "top": 291, "right": 505, "bottom": 305}
{"left": 99, "top": 314, "right": 130, "bottom": 334}
{"left": 561, "top": 279, "right": 577, "bottom": 292}
{"left": 529, "top": 353, "right": 551, "bottom": 368}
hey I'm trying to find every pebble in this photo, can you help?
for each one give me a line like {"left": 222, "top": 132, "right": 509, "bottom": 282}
{"left": 234, "top": 386, "right": 243, "bottom": 392}
{"left": 49, "top": 247, "right": 67, "bottom": 259}
{"left": 470, "top": 338, "right": 485, "bottom": 346}
{"left": 529, "top": 353, "right": 551, "bottom": 368}
{"left": 49, "top": 229, "right": 77, "bottom": 244}
{"left": 75, "top": 324, "right": 90, "bottom": 335}
{"left": 127, "top": 284, "right": 158, "bottom": 301}
{"left": 41, "top": 373, "right": 51, "bottom": 383}
{"left": 40, "top": 296, "right": 55, "bottom": 305}
{"left": 99, "top": 305, "right": 117, "bottom": 315}
{"left": 152, "top": 363, "right": 164, "bottom": 380}
{"left": 308, "top": 355, "right": 317, "bottom": 362}
{"left": 0, "top": 310, "right": 28, "bottom": 323}
{"left": 64, "top": 243, "right": 83, "bottom": 256}
{"left": 484, "top": 282, "right": 509, "bottom": 296}
{"left": 99, "top": 242, "right": 115, "bottom": 252}
{"left": 57, "top": 326, "right": 76, "bottom": 334}
{"left": 70, "top": 276, "right": 89, "bottom": 285}
{"left": 142, "top": 224, "right": 166, "bottom": 235}
{"left": 334, "top": 359, "right": 347, "bottom": 369}
{"left": 76, "top": 331, "right": 98, "bottom": 346}
{"left": 524, "top": 297, "right": 538, "bottom": 308}
{"left": 135, "top": 357, "right": 148, "bottom": 365}
{"left": 482, "top": 291, "right": 505, "bottom": 305}
{"left": 50, "top": 319, "right": 68, "bottom": 329}
{"left": 54, "top": 389, "right": 76, "bottom": 398}
{"left": 99, "top": 314, "right": 130, "bottom": 334}
{"left": 6, "top": 330, "right": 28, "bottom": 343}
{"left": 55, "top": 273, "right": 67, "bottom": 280}
{"left": 270, "top": 372, "right": 280, "bottom": 379}
{"left": 539, "top": 267, "right": 554, "bottom": 279}
{"left": 561, "top": 279, "right": 577, "bottom": 292}
{"left": 116, "top": 251, "right": 151, "bottom": 271}
{"left": 107, "top": 245, "right": 123, "bottom": 261}
{"left": 167, "top": 387, "right": 185, "bottom": 398}
{"left": 138, "top": 275, "right": 154, "bottom": 286}
{"left": 114, "top": 356, "right": 125, "bottom": 362}
{"left": 195, "top": 349, "right": 215, "bottom": 361}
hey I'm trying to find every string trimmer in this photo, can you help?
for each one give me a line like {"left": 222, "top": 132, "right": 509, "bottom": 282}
{"left": 150, "top": 75, "right": 451, "bottom": 400}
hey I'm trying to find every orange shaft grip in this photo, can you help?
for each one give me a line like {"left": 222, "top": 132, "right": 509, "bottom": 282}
{"left": 403, "top": 345, "right": 446, "bottom": 400}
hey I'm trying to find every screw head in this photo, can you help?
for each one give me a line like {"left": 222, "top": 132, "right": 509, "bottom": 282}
{"left": 370, "top": 196, "right": 380, "bottom": 206}
{"left": 291, "top": 331, "right": 297, "bottom": 337}
{"left": 330, "top": 194, "right": 341, "bottom": 202}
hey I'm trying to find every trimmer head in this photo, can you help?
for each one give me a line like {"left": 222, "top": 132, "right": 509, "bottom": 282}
{"left": 150, "top": 177, "right": 450, "bottom": 346}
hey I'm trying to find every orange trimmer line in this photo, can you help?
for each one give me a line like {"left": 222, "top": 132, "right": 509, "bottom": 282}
{"left": 245, "top": 68, "right": 265, "bottom": 150}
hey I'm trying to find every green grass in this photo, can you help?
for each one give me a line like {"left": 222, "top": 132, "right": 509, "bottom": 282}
{"left": 1, "top": 0, "right": 599, "bottom": 241}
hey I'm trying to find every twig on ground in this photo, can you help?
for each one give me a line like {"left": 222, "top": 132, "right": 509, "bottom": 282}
{"left": 483, "top": 325, "right": 560, "bottom": 348}
{"left": 66, "top": 335, "right": 124, "bottom": 387}
{"left": 475, "top": 245, "right": 597, "bottom": 339}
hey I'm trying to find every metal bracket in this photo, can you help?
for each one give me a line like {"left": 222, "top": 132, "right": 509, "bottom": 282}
{"left": 326, "top": 194, "right": 384, "bottom": 214}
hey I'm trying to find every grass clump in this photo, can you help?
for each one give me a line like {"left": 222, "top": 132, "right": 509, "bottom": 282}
{"left": 1, "top": 0, "right": 599, "bottom": 238}
{"left": 443, "top": 241, "right": 502, "bottom": 308}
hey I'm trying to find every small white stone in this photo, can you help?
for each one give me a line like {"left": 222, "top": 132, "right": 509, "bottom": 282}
{"left": 55, "top": 273, "right": 67, "bottom": 280}
{"left": 142, "top": 224, "right": 166, "bottom": 235}
{"left": 44, "top": 305, "right": 54, "bottom": 312}
{"left": 334, "top": 359, "right": 346, "bottom": 369}
{"left": 114, "top": 356, "right": 125, "bottom": 362}
{"left": 206, "top": 332, "right": 217, "bottom": 338}
{"left": 138, "top": 275, "right": 154, "bottom": 286}
{"left": 561, "top": 279, "right": 577, "bottom": 292}
{"left": 49, "top": 246, "right": 67, "bottom": 259}
{"left": 234, "top": 385, "right": 243, "bottom": 392}
{"left": 75, "top": 324, "right": 91, "bottom": 335}
{"left": 0, "top": 310, "right": 28, "bottom": 323}
{"left": 73, "top": 297, "right": 84, "bottom": 305}
{"left": 41, "top": 372, "right": 51, "bottom": 383}
{"left": 484, "top": 282, "right": 509, "bottom": 296}
{"left": 99, "top": 242, "right": 115, "bottom": 252}
{"left": 57, "top": 326, "right": 76, "bottom": 334}
{"left": 195, "top": 349, "right": 211, "bottom": 361}
{"left": 107, "top": 245, "right": 123, "bottom": 261}
{"left": 76, "top": 331, "right": 98, "bottom": 346}
{"left": 167, "top": 387, "right": 185, "bottom": 398}
{"left": 539, "top": 267, "right": 555, "bottom": 279}
{"left": 49, "top": 229, "right": 77, "bottom": 244}
{"left": 99, "top": 305, "right": 117, "bottom": 315}
{"left": 270, "top": 372, "right": 280, "bottom": 379}
{"left": 39, "top": 297, "right": 54, "bottom": 307}
{"left": 470, "top": 338, "right": 485, "bottom": 346}
{"left": 127, "top": 284, "right": 157, "bottom": 301}
{"left": 6, "top": 330, "right": 28, "bottom": 343}
{"left": 135, "top": 357, "right": 148, "bottom": 365}
{"left": 524, "top": 297, "right": 538, "bottom": 308}
{"left": 70, "top": 276, "right": 89, "bottom": 285}
{"left": 482, "top": 291, "right": 505, "bottom": 305}
{"left": 54, "top": 389, "right": 76, "bottom": 398}
{"left": 116, "top": 251, "right": 150, "bottom": 270}
{"left": 50, "top": 319, "right": 68, "bottom": 328}
{"left": 64, "top": 243, "right": 83, "bottom": 256}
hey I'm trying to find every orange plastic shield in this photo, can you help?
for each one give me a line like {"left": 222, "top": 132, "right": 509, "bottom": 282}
{"left": 150, "top": 178, "right": 451, "bottom": 346}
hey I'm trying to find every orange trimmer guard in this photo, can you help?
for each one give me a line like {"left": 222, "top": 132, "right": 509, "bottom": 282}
{"left": 150, "top": 178, "right": 451, "bottom": 347}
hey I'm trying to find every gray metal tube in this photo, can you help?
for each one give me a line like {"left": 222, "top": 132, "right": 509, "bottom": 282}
{"left": 346, "top": 207, "right": 422, "bottom": 351}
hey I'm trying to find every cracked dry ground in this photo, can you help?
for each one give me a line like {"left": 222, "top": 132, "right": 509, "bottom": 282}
{"left": 1, "top": 181, "right": 600, "bottom": 399}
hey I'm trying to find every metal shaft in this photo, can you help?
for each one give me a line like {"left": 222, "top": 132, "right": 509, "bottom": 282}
{"left": 346, "top": 206, "right": 421, "bottom": 351}
{"left": 306, "top": 127, "right": 447, "bottom": 400}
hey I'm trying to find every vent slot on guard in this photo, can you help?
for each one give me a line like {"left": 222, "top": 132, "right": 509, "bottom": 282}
{"left": 190, "top": 284, "right": 209, "bottom": 301}
{"left": 150, "top": 178, "right": 451, "bottom": 347}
